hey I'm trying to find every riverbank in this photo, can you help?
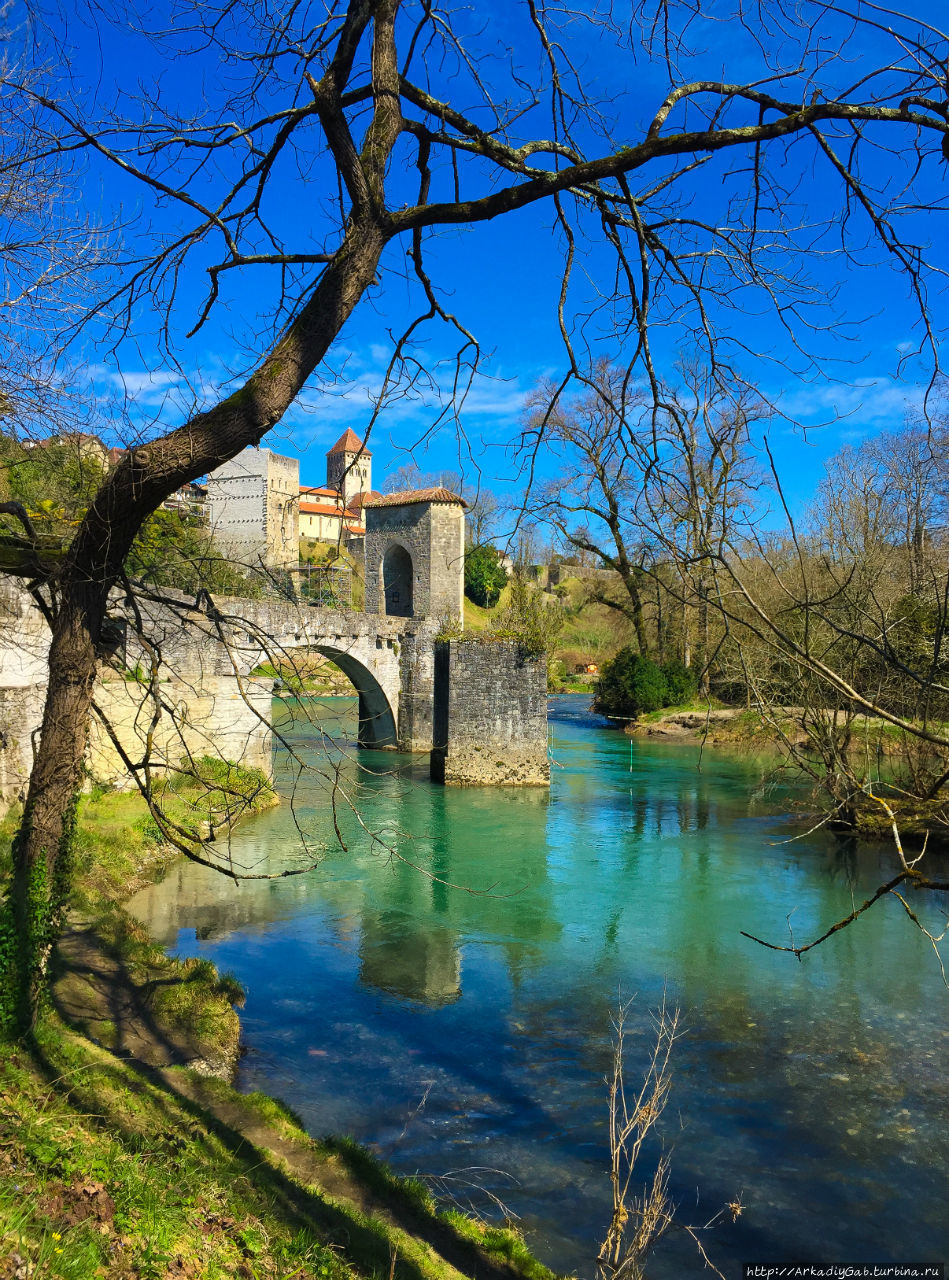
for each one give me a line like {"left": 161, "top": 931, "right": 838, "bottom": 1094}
{"left": 624, "top": 705, "right": 750, "bottom": 743}
{"left": 1, "top": 1015, "right": 553, "bottom": 1280}
{"left": 0, "top": 790, "right": 555, "bottom": 1280}
{"left": 621, "top": 704, "right": 949, "bottom": 841}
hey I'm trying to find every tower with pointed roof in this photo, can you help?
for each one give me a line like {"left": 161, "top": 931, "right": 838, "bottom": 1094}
{"left": 326, "top": 429, "right": 372, "bottom": 508}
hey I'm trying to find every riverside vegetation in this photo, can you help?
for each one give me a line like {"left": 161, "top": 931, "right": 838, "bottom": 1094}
{"left": 0, "top": 778, "right": 552, "bottom": 1280}
{"left": 487, "top": 559, "right": 949, "bottom": 841}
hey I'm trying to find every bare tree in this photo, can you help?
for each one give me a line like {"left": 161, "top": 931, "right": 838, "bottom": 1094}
{"left": 1, "top": 0, "right": 949, "bottom": 1032}
{"left": 523, "top": 365, "right": 656, "bottom": 656}
{"left": 523, "top": 362, "right": 763, "bottom": 676}
{"left": 815, "top": 424, "right": 948, "bottom": 597}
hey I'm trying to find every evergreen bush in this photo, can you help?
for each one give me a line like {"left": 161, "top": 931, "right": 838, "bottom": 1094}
{"left": 464, "top": 543, "right": 508, "bottom": 607}
{"left": 593, "top": 649, "right": 669, "bottom": 718}
{"left": 660, "top": 658, "right": 697, "bottom": 705}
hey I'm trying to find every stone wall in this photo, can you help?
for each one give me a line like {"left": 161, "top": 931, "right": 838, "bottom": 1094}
{"left": 0, "top": 583, "right": 50, "bottom": 803}
{"left": 0, "top": 585, "right": 276, "bottom": 801}
{"left": 86, "top": 675, "right": 273, "bottom": 788}
{"left": 364, "top": 499, "right": 464, "bottom": 622}
{"left": 430, "top": 639, "right": 549, "bottom": 786}
{"left": 428, "top": 503, "right": 465, "bottom": 620}
{"left": 397, "top": 623, "right": 440, "bottom": 752}
{"left": 265, "top": 450, "right": 300, "bottom": 567}
{"left": 0, "top": 684, "right": 45, "bottom": 804}
{"left": 206, "top": 446, "right": 299, "bottom": 569}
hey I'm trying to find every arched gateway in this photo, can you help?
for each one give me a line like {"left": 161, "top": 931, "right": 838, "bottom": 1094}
{"left": 363, "top": 488, "right": 466, "bottom": 622}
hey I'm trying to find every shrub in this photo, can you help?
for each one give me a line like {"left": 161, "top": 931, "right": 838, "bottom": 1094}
{"left": 660, "top": 658, "right": 697, "bottom": 705}
{"left": 464, "top": 543, "right": 508, "bottom": 607}
{"left": 488, "top": 573, "right": 564, "bottom": 655}
{"left": 593, "top": 649, "right": 668, "bottom": 718}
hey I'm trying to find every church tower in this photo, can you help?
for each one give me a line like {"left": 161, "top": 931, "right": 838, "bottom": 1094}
{"left": 326, "top": 429, "right": 372, "bottom": 508}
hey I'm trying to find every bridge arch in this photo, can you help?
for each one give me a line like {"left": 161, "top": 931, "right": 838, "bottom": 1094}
{"left": 307, "top": 644, "right": 399, "bottom": 749}
{"left": 381, "top": 542, "right": 414, "bottom": 618}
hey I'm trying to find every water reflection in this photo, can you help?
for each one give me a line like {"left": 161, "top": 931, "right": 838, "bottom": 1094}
{"left": 129, "top": 695, "right": 949, "bottom": 1276}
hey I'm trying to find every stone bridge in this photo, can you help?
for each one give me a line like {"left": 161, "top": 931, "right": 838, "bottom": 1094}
{"left": 146, "top": 596, "right": 441, "bottom": 753}
{"left": 0, "top": 489, "right": 549, "bottom": 800}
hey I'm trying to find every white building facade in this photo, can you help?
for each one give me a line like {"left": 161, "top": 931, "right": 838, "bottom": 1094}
{"left": 299, "top": 429, "right": 377, "bottom": 545}
{"left": 206, "top": 447, "right": 299, "bottom": 569}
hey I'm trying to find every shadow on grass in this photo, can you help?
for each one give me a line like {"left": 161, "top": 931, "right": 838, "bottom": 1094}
{"left": 29, "top": 998, "right": 546, "bottom": 1280}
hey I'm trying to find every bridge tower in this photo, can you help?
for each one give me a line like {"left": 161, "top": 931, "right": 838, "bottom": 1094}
{"left": 362, "top": 488, "right": 466, "bottom": 621}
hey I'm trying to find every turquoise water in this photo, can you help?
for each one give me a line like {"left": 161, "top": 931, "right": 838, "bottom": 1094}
{"left": 129, "top": 695, "right": 949, "bottom": 1276}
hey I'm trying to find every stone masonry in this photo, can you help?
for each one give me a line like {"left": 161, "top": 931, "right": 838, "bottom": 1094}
{"left": 0, "top": 485, "right": 549, "bottom": 798}
{"left": 430, "top": 639, "right": 550, "bottom": 786}
{"left": 206, "top": 446, "right": 299, "bottom": 568}
{"left": 363, "top": 490, "right": 465, "bottom": 622}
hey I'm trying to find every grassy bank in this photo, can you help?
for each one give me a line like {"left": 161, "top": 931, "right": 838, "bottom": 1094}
{"left": 0, "top": 789, "right": 556, "bottom": 1280}
{"left": 0, "top": 1014, "right": 553, "bottom": 1280}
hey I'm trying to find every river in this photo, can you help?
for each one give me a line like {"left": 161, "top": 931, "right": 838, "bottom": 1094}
{"left": 128, "top": 694, "right": 949, "bottom": 1276}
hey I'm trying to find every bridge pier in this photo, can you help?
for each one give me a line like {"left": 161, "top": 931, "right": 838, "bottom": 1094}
{"left": 430, "top": 639, "right": 549, "bottom": 786}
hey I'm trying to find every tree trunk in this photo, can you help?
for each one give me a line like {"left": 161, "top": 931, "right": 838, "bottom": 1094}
{"left": 620, "top": 569, "right": 650, "bottom": 658}
{"left": 0, "top": 581, "right": 103, "bottom": 1035}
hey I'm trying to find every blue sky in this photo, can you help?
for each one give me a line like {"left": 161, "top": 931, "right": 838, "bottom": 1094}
{"left": 33, "top": 0, "right": 949, "bottom": 521}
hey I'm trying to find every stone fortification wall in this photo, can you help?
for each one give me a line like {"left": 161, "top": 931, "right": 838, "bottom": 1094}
{"left": 264, "top": 450, "right": 300, "bottom": 567}
{"left": 206, "top": 448, "right": 269, "bottom": 563}
{"left": 86, "top": 675, "right": 273, "bottom": 788}
{"left": 430, "top": 639, "right": 549, "bottom": 786}
{"left": 0, "top": 584, "right": 51, "bottom": 802}
{"left": 0, "top": 684, "right": 45, "bottom": 804}
{"left": 364, "top": 503, "right": 427, "bottom": 616}
{"left": 0, "top": 585, "right": 274, "bottom": 801}
{"left": 396, "top": 624, "right": 439, "bottom": 752}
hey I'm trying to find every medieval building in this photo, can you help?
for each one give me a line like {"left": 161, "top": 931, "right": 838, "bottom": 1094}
{"left": 206, "top": 447, "right": 300, "bottom": 569}
{"left": 298, "top": 429, "right": 379, "bottom": 544}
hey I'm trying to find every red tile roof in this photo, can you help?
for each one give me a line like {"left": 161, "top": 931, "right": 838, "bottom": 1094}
{"left": 363, "top": 487, "right": 468, "bottom": 509}
{"left": 300, "top": 485, "right": 338, "bottom": 501}
{"left": 328, "top": 429, "right": 371, "bottom": 457}
{"left": 345, "top": 490, "right": 382, "bottom": 514}
{"left": 300, "top": 501, "right": 346, "bottom": 517}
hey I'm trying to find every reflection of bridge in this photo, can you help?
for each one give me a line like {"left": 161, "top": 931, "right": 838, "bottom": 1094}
{"left": 0, "top": 489, "right": 549, "bottom": 798}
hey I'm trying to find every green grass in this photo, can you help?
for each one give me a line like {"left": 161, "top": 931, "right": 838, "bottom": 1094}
{"left": 0, "top": 1015, "right": 557, "bottom": 1280}
{"left": 636, "top": 698, "right": 726, "bottom": 724}
{"left": 0, "top": 785, "right": 557, "bottom": 1280}
{"left": 462, "top": 582, "right": 513, "bottom": 631}
{"left": 0, "top": 791, "right": 172, "bottom": 912}
{"left": 155, "top": 756, "right": 278, "bottom": 840}
{"left": 441, "top": 1213, "right": 554, "bottom": 1280}
{"left": 0, "top": 1019, "right": 359, "bottom": 1280}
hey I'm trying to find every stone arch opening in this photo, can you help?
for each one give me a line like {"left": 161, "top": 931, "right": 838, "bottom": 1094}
{"left": 311, "top": 645, "right": 398, "bottom": 749}
{"left": 381, "top": 543, "right": 413, "bottom": 618}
